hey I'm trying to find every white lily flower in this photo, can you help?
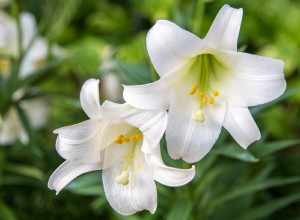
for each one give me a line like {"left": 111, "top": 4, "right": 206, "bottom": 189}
{"left": 0, "top": 11, "right": 48, "bottom": 145}
{"left": 0, "top": 10, "right": 48, "bottom": 77}
{"left": 123, "top": 5, "right": 286, "bottom": 163}
{"left": 0, "top": 107, "right": 27, "bottom": 144}
{"left": 0, "top": 99, "right": 48, "bottom": 145}
{"left": 48, "top": 79, "right": 195, "bottom": 215}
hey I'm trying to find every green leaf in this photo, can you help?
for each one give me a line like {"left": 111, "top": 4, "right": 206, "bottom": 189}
{"left": 166, "top": 200, "right": 193, "bottom": 220}
{"left": 0, "top": 201, "right": 17, "bottom": 220}
{"left": 68, "top": 39, "right": 102, "bottom": 75}
{"left": 5, "top": 163, "right": 45, "bottom": 181}
{"left": 211, "top": 144, "right": 259, "bottom": 162}
{"left": 117, "top": 61, "right": 153, "bottom": 85}
{"left": 209, "top": 177, "right": 300, "bottom": 208}
{"left": 241, "top": 192, "right": 300, "bottom": 220}
{"left": 250, "top": 139, "right": 300, "bottom": 158}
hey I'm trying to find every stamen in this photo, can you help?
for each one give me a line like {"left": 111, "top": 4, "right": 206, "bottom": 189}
{"left": 209, "top": 97, "right": 214, "bottom": 104}
{"left": 189, "top": 85, "right": 198, "bottom": 95}
{"left": 199, "top": 91, "right": 204, "bottom": 97}
{"left": 202, "top": 97, "right": 207, "bottom": 104}
{"left": 130, "top": 133, "right": 142, "bottom": 141}
{"left": 115, "top": 139, "right": 123, "bottom": 144}
{"left": 213, "top": 90, "right": 219, "bottom": 97}
{"left": 122, "top": 137, "right": 129, "bottom": 142}
{"left": 115, "top": 131, "right": 143, "bottom": 185}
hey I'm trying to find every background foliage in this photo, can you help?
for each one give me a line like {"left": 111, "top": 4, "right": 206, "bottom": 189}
{"left": 0, "top": 0, "right": 300, "bottom": 219}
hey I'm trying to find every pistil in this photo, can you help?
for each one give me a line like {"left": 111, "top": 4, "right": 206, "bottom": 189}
{"left": 114, "top": 131, "right": 142, "bottom": 185}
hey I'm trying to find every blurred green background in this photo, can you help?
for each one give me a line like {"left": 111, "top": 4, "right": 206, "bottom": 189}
{"left": 0, "top": 0, "right": 300, "bottom": 219}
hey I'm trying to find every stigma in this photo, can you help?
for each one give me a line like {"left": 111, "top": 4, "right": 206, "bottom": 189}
{"left": 192, "top": 109, "right": 204, "bottom": 122}
{"left": 115, "top": 171, "right": 129, "bottom": 185}
{"left": 189, "top": 85, "right": 219, "bottom": 123}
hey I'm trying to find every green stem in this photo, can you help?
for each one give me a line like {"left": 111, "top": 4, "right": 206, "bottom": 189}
{"left": 192, "top": 0, "right": 206, "bottom": 35}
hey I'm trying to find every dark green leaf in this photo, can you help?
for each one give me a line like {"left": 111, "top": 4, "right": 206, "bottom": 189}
{"left": 212, "top": 144, "right": 259, "bottom": 162}
{"left": 0, "top": 201, "right": 17, "bottom": 220}
{"left": 209, "top": 177, "right": 300, "bottom": 208}
{"left": 250, "top": 139, "right": 300, "bottom": 158}
{"left": 166, "top": 200, "right": 193, "bottom": 220}
{"left": 241, "top": 192, "right": 300, "bottom": 220}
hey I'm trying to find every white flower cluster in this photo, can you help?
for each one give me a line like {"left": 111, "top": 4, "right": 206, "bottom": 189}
{"left": 49, "top": 5, "right": 286, "bottom": 215}
{"left": 0, "top": 10, "right": 48, "bottom": 145}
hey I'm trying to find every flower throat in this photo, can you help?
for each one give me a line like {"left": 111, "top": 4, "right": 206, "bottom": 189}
{"left": 114, "top": 129, "right": 142, "bottom": 185}
{"left": 188, "top": 54, "right": 219, "bottom": 123}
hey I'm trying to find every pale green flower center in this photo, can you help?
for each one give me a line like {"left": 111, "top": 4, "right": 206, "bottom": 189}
{"left": 0, "top": 57, "right": 10, "bottom": 76}
{"left": 187, "top": 54, "right": 221, "bottom": 123}
{"left": 113, "top": 128, "right": 142, "bottom": 185}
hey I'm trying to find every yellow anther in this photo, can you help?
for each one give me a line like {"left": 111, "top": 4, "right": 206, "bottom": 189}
{"left": 130, "top": 133, "right": 142, "bottom": 141}
{"left": 202, "top": 98, "right": 207, "bottom": 104}
{"left": 213, "top": 90, "right": 219, "bottom": 97}
{"left": 122, "top": 137, "right": 129, "bottom": 142}
{"left": 115, "top": 139, "right": 123, "bottom": 144}
{"left": 209, "top": 97, "right": 214, "bottom": 104}
{"left": 135, "top": 133, "right": 142, "bottom": 140}
{"left": 130, "top": 135, "right": 137, "bottom": 141}
{"left": 189, "top": 85, "right": 198, "bottom": 95}
{"left": 189, "top": 89, "right": 196, "bottom": 95}
{"left": 118, "top": 134, "right": 124, "bottom": 140}
{"left": 199, "top": 91, "right": 204, "bottom": 97}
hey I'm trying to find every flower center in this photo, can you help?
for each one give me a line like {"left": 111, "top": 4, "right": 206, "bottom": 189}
{"left": 188, "top": 54, "right": 220, "bottom": 123}
{"left": 0, "top": 58, "right": 10, "bottom": 76}
{"left": 114, "top": 129, "right": 142, "bottom": 185}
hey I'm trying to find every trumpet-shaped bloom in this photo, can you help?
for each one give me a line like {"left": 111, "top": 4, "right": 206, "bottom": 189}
{"left": 123, "top": 5, "right": 286, "bottom": 163}
{"left": 0, "top": 10, "right": 47, "bottom": 77}
{"left": 0, "top": 99, "right": 48, "bottom": 145}
{"left": 48, "top": 79, "right": 195, "bottom": 215}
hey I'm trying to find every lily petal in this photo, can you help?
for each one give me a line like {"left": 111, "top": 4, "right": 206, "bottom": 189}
{"left": 102, "top": 142, "right": 157, "bottom": 215}
{"left": 145, "top": 146, "right": 195, "bottom": 187}
{"left": 20, "top": 38, "right": 48, "bottom": 78}
{"left": 223, "top": 105, "right": 261, "bottom": 149}
{"left": 166, "top": 91, "right": 226, "bottom": 163}
{"left": 99, "top": 122, "right": 132, "bottom": 151}
{"left": 102, "top": 101, "right": 168, "bottom": 153}
{"left": 0, "top": 11, "right": 18, "bottom": 56}
{"left": 204, "top": 5, "right": 243, "bottom": 51}
{"left": 54, "top": 119, "right": 103, "bottom": 163}
{"left": 80, "top": 79, "right": 102, "bottom": 119}
{"left": 146, "top": 20, "right": 203, "bottom": 77}
{"left": 216, "top": 51, "right": 286, "bottom": 107}
{"left": 48, "top": 160, "right": 102, "bottom": 194}
{"left": 123, "top": 77, "right": 170, "bottom": 110}
{"left": 20, "top": 12, "right": 36, "bottom": 49}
